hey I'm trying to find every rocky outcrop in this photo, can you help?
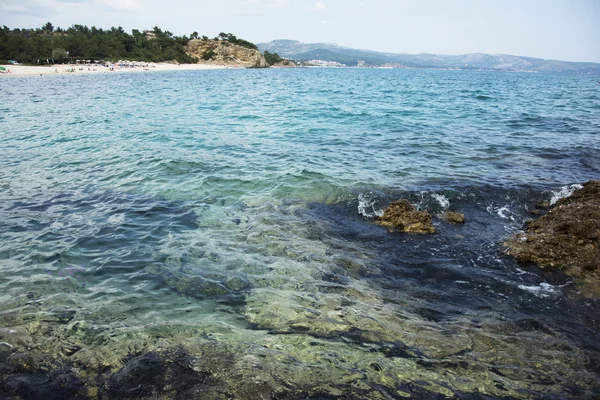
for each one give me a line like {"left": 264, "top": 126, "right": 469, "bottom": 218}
{"left": 376, "top": 199, "right": 436, "bottom": 234}
{"left": 271, "top": 60, "right": 297, "bottom": 68}
{"left": 443, "top": 211, "right": 465, "bottom": 224}
{"left": 504, "top": 180, "right": 600, "bottom": 296}
{"left": 185, "top": 39, "right": 268, "bottom": 68}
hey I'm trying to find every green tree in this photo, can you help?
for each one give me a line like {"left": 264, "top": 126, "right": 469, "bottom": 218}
{"left": 264, "top": 51, "right": 283, "bottom": 66}
{"left": 202, "top": 49, "right": 215, "bottom": 61}
{"left": 0, "top": 23, "right": 258, "bottom": 64}
{"left": 52, "top": 48, "right": 67, "bottom": 62}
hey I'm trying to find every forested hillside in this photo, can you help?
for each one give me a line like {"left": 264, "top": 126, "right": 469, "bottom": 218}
{"left": 0, "top": 23, "right": 266, "bottom": 65}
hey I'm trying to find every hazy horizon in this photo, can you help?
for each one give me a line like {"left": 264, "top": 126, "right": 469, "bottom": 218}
{"left": 260, "top": 39, "right": 600, "bottom": 64}
{"left": 2, "top": 0, "right": 599, "bottom": 63}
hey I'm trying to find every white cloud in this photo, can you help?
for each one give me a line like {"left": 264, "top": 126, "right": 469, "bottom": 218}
{"left": 268, "top": 0, "right": 289, "bottom": 6}
{"left": 244, "top": 0, "right": 288, "bottom": 7}
{"left": 94, "top": 0, "right": 140, "bottom": 10}
{"left": 0, "top": 0, "right": 54, "bottom": 16}
{"left": 313, "top": 1, "right": 325, "bottom": 11}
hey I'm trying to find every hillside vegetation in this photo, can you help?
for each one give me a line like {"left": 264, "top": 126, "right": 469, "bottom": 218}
{"left": 0, "top": 23, "right": 279, "bottom": 67}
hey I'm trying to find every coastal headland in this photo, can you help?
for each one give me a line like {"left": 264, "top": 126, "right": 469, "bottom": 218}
{"left": 0, "top": 25, "right": 278, "bottom": 77}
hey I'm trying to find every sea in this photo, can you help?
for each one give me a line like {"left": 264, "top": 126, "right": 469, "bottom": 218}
{"left": 0, "top": 68, "right": 599, "bottom": 399}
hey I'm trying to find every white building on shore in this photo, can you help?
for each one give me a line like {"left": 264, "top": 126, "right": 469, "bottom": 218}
{"left": 306, "top": 60, "right": 346, "bottom": 67}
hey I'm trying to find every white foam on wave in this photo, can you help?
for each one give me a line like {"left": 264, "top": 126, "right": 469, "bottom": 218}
{"left": 518, "top": 282, "right": 558, "bottom": 298}
{"left": 550, "top": 184, "right": 583, "bottom": 205}
{"left": 431, "top": 193, "right": 450, "bottom": 209}
{"left": 357, "top": 192, "right": 384, "bottom": 218}
{"left": 486, "top": 205, "right": 516, "bottom": 221}
{"left": 515, "top": 267, "right": 535, "bottom": 275}
{"left": 496, "top": 206, "right": 512, "bottom": 220}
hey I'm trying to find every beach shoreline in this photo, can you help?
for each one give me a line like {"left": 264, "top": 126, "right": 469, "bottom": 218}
{"left": 0, "top": 62, "right": 230, "bottom": 77}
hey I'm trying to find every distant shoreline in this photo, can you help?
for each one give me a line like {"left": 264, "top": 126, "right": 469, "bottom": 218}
{"left": 0, "top": 63, "right": 230, "bottom": 77}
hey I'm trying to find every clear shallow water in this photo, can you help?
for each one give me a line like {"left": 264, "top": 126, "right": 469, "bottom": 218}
{"left": 0, "top": 69, "right": 599, "bottom": 399}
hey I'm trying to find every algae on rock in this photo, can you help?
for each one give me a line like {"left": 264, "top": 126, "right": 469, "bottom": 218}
{"left": 376, "top": 199, "right": 436, "bottom": 234}
{"left": 443, "top": 211, "right": 465, "bottom": 224}
{"left": 504, "top": 180, "right": 600, "bottom": 296}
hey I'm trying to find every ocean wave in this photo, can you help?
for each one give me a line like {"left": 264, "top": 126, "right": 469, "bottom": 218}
{"left": 357, "top": 191, "right": 385, "bottom": 218}
{"left": 431, "top": 193, "right": 450, "bottom": 209}
{"left": 518, "top": 282, "right": 559, "bottom": 298}
{"left": 486, "top": 204, "right": 517, "bottom": 221}
{"left": 550, "top": 184, "right": 583, "bottom": 205}
{"left": 412, "top": 191, "right": 454, "bottom": 213}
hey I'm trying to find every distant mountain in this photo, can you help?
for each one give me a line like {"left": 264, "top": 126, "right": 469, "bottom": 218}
{"left": 257, "top": 40, "right": 600, "bottom": 73}
{"left": 258, "top": 40, "right": 348, "bottom": 57}
{"left": 291, "top": 49, "right": 389, "bottom": 66}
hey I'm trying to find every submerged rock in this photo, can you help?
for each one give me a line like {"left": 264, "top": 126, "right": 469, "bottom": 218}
{"left": 504, "top": 180, "right": 600, "bottom": 296}
{"left": 107, "top": 350, "right": 210, "bottom": 399}
{"left": 376, "top": 199, "right": 436, "bottom": 234}
{"left": 443, "top": 211, "right": 465, "bottom": 224}
{"left": 60, "top": 343, "right": 82, "bottom": 357}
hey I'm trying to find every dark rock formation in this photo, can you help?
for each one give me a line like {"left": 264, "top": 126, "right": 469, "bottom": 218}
{"left": 504, "top": 180, "right": 600, "bottom": 296}
{"left": 376, "top": 199, "right": 436, "bottom": 234}
{"left": 443, "top": 211, "right": 465, "bottom": 224}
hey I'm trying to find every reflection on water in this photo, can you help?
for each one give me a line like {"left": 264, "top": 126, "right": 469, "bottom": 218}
{"left": 0, "top": 69, "right": 599, "bottom": 398}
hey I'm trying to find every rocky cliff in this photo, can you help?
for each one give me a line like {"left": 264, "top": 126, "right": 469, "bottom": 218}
{"left": 186, "top": 39, "right": 268, "bottom": 68}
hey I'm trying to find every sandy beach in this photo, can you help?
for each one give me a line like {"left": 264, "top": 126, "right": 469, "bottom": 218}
{"left": 0, "top": 62, "right": 228, "bottom": 77}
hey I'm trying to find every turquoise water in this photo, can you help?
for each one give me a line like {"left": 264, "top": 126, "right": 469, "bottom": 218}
{"left": 0, "top": 69, "right": 599, "bottom": 399}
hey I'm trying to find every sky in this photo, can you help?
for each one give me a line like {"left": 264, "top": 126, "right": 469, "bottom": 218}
{"left": 2, "top": 0, "right": 600, "bottom": 62}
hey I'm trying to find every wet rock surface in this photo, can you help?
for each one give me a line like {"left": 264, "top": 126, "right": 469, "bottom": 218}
{"left": 504, "top": 180, "right": 600, "bottom": 296}
{"left": 376, "top": 199, "right": 436, "bottom": 234}
{"left": 443, "top": 211, "right": 465, "bottom": 224}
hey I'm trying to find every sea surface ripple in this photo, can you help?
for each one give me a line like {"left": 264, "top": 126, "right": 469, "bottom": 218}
{"left": 0, "top": 69, "right": 599, "bottom": 399}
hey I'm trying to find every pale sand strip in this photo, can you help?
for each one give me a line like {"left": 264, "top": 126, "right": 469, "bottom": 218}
{"left": 0, "top": 63, "right": 231, "bottom": 77}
